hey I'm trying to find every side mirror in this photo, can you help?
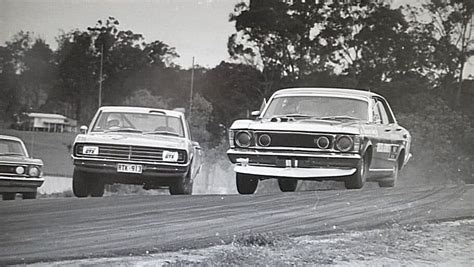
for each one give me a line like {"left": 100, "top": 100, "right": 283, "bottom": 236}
{"left": 192, "top": 141, "right": 201, "bottom": 149}
{"left": 251, "top": 110, "right": 261, "bottom": 117}
{"left": 79, "top": 125, "right": 88, "bottom": 134}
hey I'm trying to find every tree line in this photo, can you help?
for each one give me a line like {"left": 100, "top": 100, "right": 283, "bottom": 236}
{"left": 0, "top": 1, "right": 472, "bottom": 143}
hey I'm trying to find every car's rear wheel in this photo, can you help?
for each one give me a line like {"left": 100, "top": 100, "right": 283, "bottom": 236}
{"left": 73, "top": 168, "right": 90, "bottom": 198}
{"left": 378, "top": 162, "right": 399, "bottom": 188}
{"left": 278, "top": 178, "right": 298, "bottom": 192}
{"left": 236, "top": 173, "right": 258, "bottom": 194}
{"left": 169, "top": 168, "right": 193, "bottom": 195}
{"left": 2, "top": 193, "right": 15, "bottom": 200}
{"left": 345, "top": 156, "right": 367, "bottom": 189}
{"left": 22, "top": 191, "right": 37, "bottom": 199}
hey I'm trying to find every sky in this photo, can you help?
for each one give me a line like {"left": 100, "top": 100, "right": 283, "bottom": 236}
{"left": 0, "top": 0, "right": 472, "bottom": 77}
{"left": 0, "top": 0, "right": 240, "bottom": 68}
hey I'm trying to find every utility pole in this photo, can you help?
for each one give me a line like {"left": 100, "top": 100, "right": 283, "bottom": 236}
{"left": 189, "top": 56, "right": 195, "bottom": 117}
{"left": 98, "top": 44, "right": 104, "bottom": 107}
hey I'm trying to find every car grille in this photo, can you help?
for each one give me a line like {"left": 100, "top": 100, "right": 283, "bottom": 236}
{"left": 255, "top": 132, "right": 335, "bottom": 149}
{"left": 0, "top": 164, "right": 26, "bottom": 176}
{"left": 74, "top": 143, "right": 187, "bottom": 163}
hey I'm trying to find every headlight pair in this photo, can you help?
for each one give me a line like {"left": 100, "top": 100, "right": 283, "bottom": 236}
{"left": 231, "top": 130, "right": 263, "bottom": 148}
{"left": 15, "top": 166, "right": 41, "bottom": 177}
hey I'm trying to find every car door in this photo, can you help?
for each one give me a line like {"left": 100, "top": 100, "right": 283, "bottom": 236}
{"left": 368, "top": 98, "right": 388, "bottom": 171}
{"left": 373, "top": 97, "right": 403, "bottom": 170}
{"left": 186, "top": 120, "right": 202, "bottom": 179}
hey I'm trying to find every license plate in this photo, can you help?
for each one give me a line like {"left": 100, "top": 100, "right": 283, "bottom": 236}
{"left": 117, "top": 163, "right": 143, "bottom": 174}
{"left": 163, "top": 150, "right": 179, "bottom": 162}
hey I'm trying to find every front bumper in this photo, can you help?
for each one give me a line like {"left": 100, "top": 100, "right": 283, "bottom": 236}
{"left": 227, "top": 149, "right": 360, "bottom": 179}
{"left": 73, "top": 157, "right": 190, "bottom": 178}
{"left": 0, "top": 176, "right": 44, "bottom": 193}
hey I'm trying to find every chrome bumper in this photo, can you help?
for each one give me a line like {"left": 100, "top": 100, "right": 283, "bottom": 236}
{"left": 235, "top": 165, "right": 356, "bottom": 178}
{"left": 228, "top": 149, "right": 360, "bottom": 179}
{"left": 0, "top": 176, "right": 44, "bottom": 193}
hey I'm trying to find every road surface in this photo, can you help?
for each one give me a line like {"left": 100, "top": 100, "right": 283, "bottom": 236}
{"left": 0, "top": 185, "right": 473, "bottom": 265}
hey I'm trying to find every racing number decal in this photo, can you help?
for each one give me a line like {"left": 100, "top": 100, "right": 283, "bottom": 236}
{"left": 376, "top": 143, "right": 398, "bottom": 159}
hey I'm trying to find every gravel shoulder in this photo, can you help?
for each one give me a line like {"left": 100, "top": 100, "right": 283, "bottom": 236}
{"left": 26, "top": 219, "right": 473, "bottom": 266}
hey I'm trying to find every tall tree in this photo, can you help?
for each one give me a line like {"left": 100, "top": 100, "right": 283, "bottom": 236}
{"left": 55, "top": 30, "right": 97, "bottom": 122}
{"left": 22, "top": 39, "right": 56, "bottom": 110}
{"left": 422, "top": 0, "right": 473, "bottom": 107}
{"left": 228, "top": 0, "right": 326, "bottom": 83}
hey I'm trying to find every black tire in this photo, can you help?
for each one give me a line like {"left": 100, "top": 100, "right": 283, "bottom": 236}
{"left": 90, "top": 179, "right": 105, "bottom": 197}
{"left": 345, "top": 156, "right": 367, "bottom": 189}
{"left": 73, "top": 168, "right": 90, "bottom": 198}
{"left": 169, "top": 169, "right": 193, "bottom": 195}
{"left": 378, "top": 163, "right": 398, "bottom": 188}
{"left": 22, "top": 191, "right": 37, "bottom": 199}
{"left": 278, "top": 178, "right": 298, "bottom": 192}
{"left": 236, "top": 173, "right": 258, "bottom": 194}
{"left": 2, "top": 193, "right": 15, "bottom": 200}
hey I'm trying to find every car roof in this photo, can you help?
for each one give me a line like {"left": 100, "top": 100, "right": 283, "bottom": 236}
{"left": 273, "top": 87, "right": 381, "bottom": 99}
{"left": 0, "top": 135, "right": 23, "bottom": 142}
{"left": 98, "top": 106, "right": 184, "bottom": 117}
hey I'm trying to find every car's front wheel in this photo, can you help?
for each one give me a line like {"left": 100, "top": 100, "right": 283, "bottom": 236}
{"left": 90, "top": 179, "right": 105, "bottom": 197}
{"left": 169, "top": 169, "right": 193, "bottom": 195}
{"left": 73, "top": 168, "right": 90, "bottom": 197}
{"left": 345, "top": 156, "right": 368, "bottom": 189}
{"left": 278, "top": 178, "right": 298, "bottom": 192}
{"left": 236, "top": 173, "right": 258, "bottom": 194}
{"left": 2, "top": 193, "right": 15, "bottom": 200}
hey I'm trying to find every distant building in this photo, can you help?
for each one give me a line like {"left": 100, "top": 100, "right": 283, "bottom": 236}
{"left": 14, "top": 113, "right": 77, "bottom": 133}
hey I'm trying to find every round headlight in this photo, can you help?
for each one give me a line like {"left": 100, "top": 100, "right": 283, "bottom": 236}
{"left": 15, "top": 166, "right": 25, "bottom": 174}
{"left": 336, "top": 135, "right": 353, "bottom": 152}
{"left": 258, "top": 134, "right": 271, "bottom": 147}
{"left": 316, "top": 136, "right": 330, "bottom": 149}
{"left": 235, "top": 131, "right": 252, "bottom": 148}
{"left": 28, "top": 167, "right": 40, "bottom": 177}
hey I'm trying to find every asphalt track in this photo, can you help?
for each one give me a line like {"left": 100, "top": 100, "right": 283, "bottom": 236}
{"left": 0, "top": 185, "right": 473, "bottom": 265}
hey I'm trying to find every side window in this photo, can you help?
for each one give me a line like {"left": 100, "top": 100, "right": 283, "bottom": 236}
{"left": 377, "top": 101, "right": 389, "bottom": 125}
{"left": 186, "top": 120, "right": 193, "bottom": 140}
{"left": 372, "top": 99, "right": 381, "bottom": 124}
{"left": 380, "top": 99, "right": 395, "bottom": 124}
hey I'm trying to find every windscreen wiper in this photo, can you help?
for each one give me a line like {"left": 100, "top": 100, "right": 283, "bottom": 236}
{"left": 105, "top": 128, "right": 143, "bottom": 133}
{"left": 0, "top": 153, "right": 24, "bottom": 156}
{"left": 318, "top": 116, "right": 360, "bottom": 121}
{"left": 144, "top": 131, "right": 180, "bottom": 136}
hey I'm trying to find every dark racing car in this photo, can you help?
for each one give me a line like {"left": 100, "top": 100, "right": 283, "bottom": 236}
{"left": 0, "top": 135, "right": 44, "bottom": 200}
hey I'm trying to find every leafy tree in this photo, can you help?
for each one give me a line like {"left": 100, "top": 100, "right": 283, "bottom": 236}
{"left": 405, "top": 0, "right": 473, "bottom": 106}
{"left": 426, "top": 0, "right": 473, "bottom": 107}
{"left": 228, "top": 0, "right": 327, "bottom": 82}
{"left": 21, "top": 39, "right": 56, "bottom": 110}
{"left": 201, "top": 62, "right": 263, "bottom": 129}
{"left": 54, "top": 30, "right": 97, "bottom": 122}
{"left": 122, "top": 89, "right": 169, "bottom": 109}
{"left": 0, "top": 32, "right": 36, "bottom": 118}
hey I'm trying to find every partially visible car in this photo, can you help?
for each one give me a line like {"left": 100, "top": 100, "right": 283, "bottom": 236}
{"left": 71, "top": 106, "right": 202, "bottom": 197}
{"left": 227, "top": 87, "right": 411, "bottom": 194}
{"left": 0, "top": 135, "right": 44, "bottom": 200}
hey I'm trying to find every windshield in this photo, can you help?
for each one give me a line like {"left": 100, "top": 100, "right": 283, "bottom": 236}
{"left": 92, "top": 112, "right": 185, "bottom": 137}
{"left": 262, "top": 95, "right": 369, "bottom": 121}
{"left": 0, "top": 139, "right": 27, "bottom": 156}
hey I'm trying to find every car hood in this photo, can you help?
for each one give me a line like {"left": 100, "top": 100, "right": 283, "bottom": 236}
{"left": 230, "top": 119, "right": 362, "bottom": 135}
{"left": 75, "top": 132, "right": 189, "bottom": 150}
{"left": 0, "top": 155, "right": 43, "bottom": 166}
